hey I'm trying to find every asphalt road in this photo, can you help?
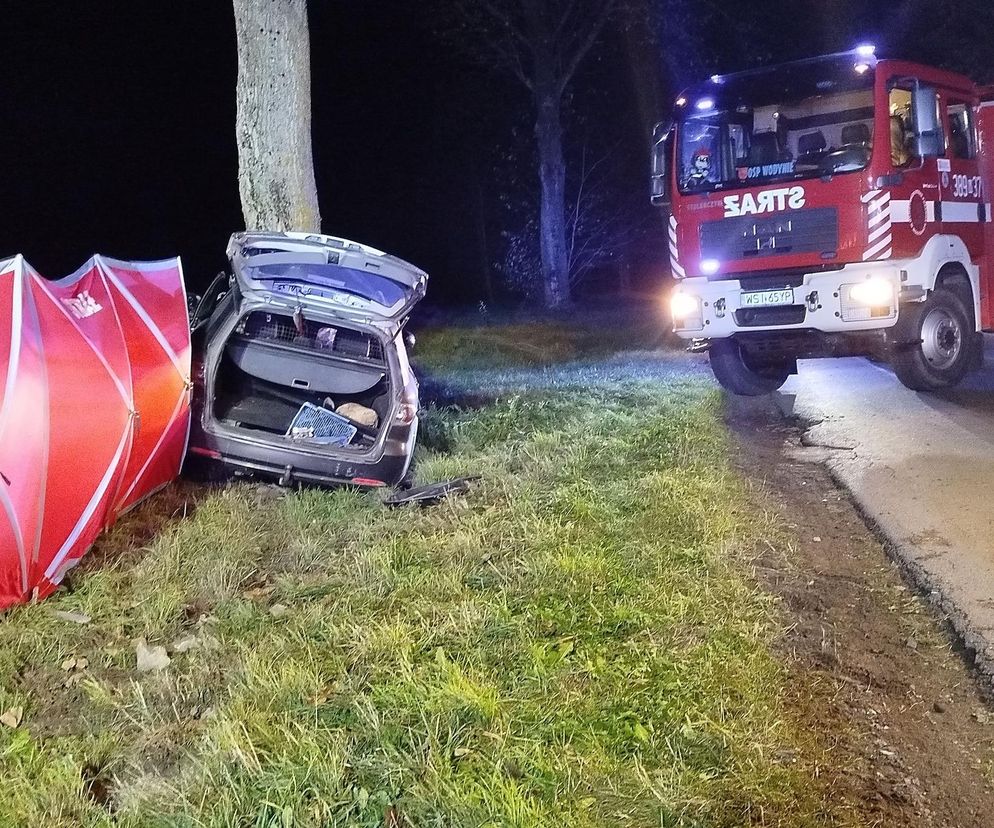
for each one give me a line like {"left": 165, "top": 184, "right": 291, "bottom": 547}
{"left": 775, "top": 339, "right": 994, "bottom": 680}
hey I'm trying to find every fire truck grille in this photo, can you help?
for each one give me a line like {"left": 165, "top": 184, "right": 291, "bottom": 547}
{"left": 734, "top": 305, "right": 807, "bottom": 327}
{"left": 734, "top": 272, "right": 807, "bottom": 289}
{"left": 700, "top": 208, "right": 839, "bottom": 262}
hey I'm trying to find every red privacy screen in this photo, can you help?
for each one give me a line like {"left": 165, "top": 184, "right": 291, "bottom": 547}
{"left": 0, "top": 255, "right": 190, "bottom": 607}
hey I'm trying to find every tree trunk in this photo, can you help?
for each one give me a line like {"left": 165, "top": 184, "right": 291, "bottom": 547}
{"left": 232, "top": 0, "right": 321, "bottom": 232}
{"left": 534, "top": 90, "right": 570, "bottom": 309}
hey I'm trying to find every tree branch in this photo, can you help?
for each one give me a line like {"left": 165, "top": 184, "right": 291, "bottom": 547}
{"left": 551, "top": 0, "right": 580, "bottom": 42}
{"left": 475, "top": 0, "right": 531, "bottom": 50}
{"left": 556, "top": 0, "right": 616, "bottom": 93}
{"left": 450, "top": 0, "right": 535, "bottom": 89}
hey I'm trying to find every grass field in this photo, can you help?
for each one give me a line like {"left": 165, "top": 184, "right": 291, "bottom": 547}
{"left": 0, "top": 309, "right": 845, "bottom": 826}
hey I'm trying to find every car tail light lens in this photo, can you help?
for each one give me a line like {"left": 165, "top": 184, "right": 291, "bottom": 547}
{"left": 188, "top": 446, "right": 222, "bottom": 460}
{"left": 396, "top": 402, "right": 418, "bottom": 424}
{"left": 351, "top": 477, "right": 386, "bottom": 488}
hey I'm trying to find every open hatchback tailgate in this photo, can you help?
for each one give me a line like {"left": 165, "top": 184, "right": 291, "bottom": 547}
{"left": 228, "top": 231, "right": 427, "bottom": 326}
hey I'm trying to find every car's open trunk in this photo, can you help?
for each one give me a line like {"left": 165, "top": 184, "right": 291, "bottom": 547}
{"left": 212, "top": 310, "right": 392, "bottom": 453}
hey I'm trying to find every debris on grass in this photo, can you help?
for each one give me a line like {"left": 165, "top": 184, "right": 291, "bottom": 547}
{"left": 172, "top": 634, "right": 200, "bottom": 653}
{"left": 50, "top": 609, "right": 91, "bottom": 625}
{"left": 384, "top": 476, "right": 479, "bottom": 506}
{"left": 0, "top": 706, "right": 23, "bottom": 728}
{"left": 60, "top": 655, "right": 88, "bottom": 672}
{"left": 135, "top": 639, "right": 171, "bottom": 672}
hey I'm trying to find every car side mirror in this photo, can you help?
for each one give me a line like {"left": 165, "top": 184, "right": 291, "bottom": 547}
{"left": 191, "top": 271, "right": 231, "bottom": 329}
{"left": 187, "top": 293, "right": 203, "bottom": 323}
{"left": 911, "top": 83, "right": 944, "bottom": 159}
{"left": 650, "top": 121, "right": 672, "bottom": 207}
{"left": 912, "top": 132, "right": 943, "bottom": 158}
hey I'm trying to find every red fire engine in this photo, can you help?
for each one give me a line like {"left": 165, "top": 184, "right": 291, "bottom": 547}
{"left": 652, "top": 47, "right": 994, "bottom": 395}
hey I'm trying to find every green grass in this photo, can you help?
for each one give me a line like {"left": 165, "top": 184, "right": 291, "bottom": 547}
{"left": 0, "top": 312, "right": 846, "bottom": 826}
{"left": 412, "top": 305, "right": 671, "bottom": 372}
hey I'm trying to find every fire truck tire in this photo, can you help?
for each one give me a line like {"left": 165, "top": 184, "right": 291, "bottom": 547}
{"left": 892, "top": 288, "right": 973, "bottom": 391}
{"left": 709, "top": 338, "right": 791, "bottom": 396}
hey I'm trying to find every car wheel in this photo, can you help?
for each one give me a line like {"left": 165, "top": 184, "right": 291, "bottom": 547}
{"left": 892, "top": 288, "right": 973, "bottom": 391}
{"left": 709, "top": 338, "right": 792, "bottom": 396}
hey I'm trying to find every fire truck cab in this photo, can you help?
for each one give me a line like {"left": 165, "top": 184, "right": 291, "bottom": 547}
{"left": 652, "top": 48, "right": 994, "bottom": 395}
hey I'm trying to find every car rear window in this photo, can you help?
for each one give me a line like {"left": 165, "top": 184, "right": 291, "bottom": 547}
{"left": 246, "top": 262, "right": 407, "bottom": 309}
{"left": 234, "top": 311, "right": 385, "bottom": 364}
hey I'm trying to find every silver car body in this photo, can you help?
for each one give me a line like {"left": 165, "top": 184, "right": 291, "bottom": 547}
{"left": 189, "top": 231, "right": 427, "bottom": 487}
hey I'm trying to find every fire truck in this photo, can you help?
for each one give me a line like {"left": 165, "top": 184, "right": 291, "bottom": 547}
{"left": 651, "top": 47, "right": 994, "bottom": 395}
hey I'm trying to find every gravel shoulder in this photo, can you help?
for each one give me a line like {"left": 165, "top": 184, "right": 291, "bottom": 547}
{"left": 777, "top": 351, "right": 994, "bottom": 685}
{"left": 727, "top": 394, "right": 994, "bottom": 827}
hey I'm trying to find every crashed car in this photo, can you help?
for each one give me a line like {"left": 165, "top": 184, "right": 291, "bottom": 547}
{"left": 187, "top": 232, "right": 426, "bottom": 488}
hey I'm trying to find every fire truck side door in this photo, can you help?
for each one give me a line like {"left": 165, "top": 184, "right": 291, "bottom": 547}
{"left": 888, "top": 79, "right": 944, "bottom": 252}
{"left": 937, "top": 94, "right": 984, "bottom": 247}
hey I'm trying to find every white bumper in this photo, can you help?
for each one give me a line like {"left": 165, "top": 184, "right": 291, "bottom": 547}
{"left": 672, "top": 260, "right": 906, "bottom": 338}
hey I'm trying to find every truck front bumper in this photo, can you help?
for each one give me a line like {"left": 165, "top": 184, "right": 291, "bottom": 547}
{"left": 671, "top": 261, "right": 908, "bottom": 339}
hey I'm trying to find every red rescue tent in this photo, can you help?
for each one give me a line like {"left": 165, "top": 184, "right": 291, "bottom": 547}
{"left": 0, "top": 255, "right": 190, "bottom": 608}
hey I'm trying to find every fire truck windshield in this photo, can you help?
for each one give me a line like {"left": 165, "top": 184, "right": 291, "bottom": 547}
{"left": 676, "top": 58, "right": 876, "bottom": 194}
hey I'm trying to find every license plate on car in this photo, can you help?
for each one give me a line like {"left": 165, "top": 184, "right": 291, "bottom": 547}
{"left": 740, "top": 289, "right": 794, "bottom": 307}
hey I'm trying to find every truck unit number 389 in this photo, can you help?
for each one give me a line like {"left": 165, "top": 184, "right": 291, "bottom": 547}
{"left": 952, "top": 174, "right": 983, "bottom": 199}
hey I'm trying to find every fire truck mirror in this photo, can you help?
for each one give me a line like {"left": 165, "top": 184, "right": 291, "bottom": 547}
{"left": 911, "top": 83, "right": 944, "bottom": 159}
{"left": 651, "top": 122, "right": 672, "bottom": 206}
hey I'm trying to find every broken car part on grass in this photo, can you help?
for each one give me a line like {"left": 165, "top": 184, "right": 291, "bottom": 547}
{"left": 384, "top": 477, "right": 479, "bottom": 507}
{"left": 0, "top": 255, "right": 191, "bottom": 608}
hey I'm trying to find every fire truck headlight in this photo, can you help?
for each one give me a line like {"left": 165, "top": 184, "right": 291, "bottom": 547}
{"left": 670, "top": 291, "right": 704, "bottom": 330}
{"left": 849, "top": 278, "right": 893, "bottom": 308}
{"left": 700, "top": 258, "right": 721, "bottom": 276}
{"left": 841, "top": 278, "right": 896, "bottom": 321}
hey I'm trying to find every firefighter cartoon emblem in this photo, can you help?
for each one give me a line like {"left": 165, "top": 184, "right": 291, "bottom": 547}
{"left": 686, "top": 147, "right": 713, "bottom": 188}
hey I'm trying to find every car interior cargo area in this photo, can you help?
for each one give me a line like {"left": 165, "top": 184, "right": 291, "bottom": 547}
{"left": 213, "top": 311, "right": 391, "bottom": 451}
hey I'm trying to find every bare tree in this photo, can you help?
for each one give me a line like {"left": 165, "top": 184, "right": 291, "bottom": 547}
{"left": 497, "top": 139, "right": 647, "bottom": 298}
{"left": 444, "top": 0, "right": 618, "bottom": 308}
{"left": 232, "top": 0, "right": 321, "bottom": 232}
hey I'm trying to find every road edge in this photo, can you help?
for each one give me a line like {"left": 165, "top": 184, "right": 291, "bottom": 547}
{"left": 769, "top": 391, "right": 994, "bottom": 694}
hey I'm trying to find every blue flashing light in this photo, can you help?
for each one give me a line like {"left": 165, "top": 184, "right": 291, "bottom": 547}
{"left": 695, "top": 98, "right": 715, "bottom": 112}
{"left": 700, "top": 259, "right": 721, "bottom": 276}
{"left": 855, "top": 44, "right": 876, "bottom": 58}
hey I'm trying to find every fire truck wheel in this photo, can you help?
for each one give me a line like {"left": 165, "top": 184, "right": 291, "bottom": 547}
{"left": 892, "top": 288, "right": 973, "bottom": 391}
{"left": 709, "top": 338, "right": 791, "bottom": 396}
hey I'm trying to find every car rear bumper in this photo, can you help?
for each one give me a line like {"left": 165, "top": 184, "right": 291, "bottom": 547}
{"left": 187, "top": 420, "right": 417, "bottom": 488}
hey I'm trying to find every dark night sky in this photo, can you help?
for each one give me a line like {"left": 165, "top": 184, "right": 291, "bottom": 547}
{"left": 1, "top": 3, "right": 241, "bottom": 285}
{"left": 2, "top": 1, "right": 992, "bottom": 301}
{"left": 0, "top": 2, "right": 536, "bottom": 301}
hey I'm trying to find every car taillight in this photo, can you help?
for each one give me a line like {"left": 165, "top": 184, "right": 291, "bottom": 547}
{"left": 396, "top": 402, "right": 418, "bottom": 425}
{"left": 188, "top": 447, "right": 222, "bottom": 459}
{"left": 351, "top": 477, "right": 386, "bottom": 488}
